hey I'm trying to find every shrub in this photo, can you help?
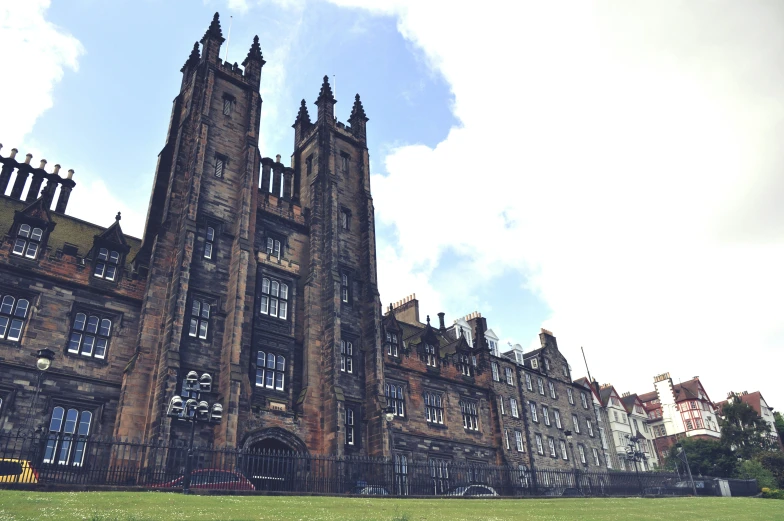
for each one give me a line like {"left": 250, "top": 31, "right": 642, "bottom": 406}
{"left": 736, "top": 460, "right": 777, "bottom": 490}
{"left": 761, "top": 488, "right": 784, "bottom": 500}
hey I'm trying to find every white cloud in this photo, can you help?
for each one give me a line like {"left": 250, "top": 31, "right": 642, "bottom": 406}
{"left": 0, "top": 0, "right": 83, "bottom": 148}
{"left": 332, "top": 1, "right": 784, "bottom": 404}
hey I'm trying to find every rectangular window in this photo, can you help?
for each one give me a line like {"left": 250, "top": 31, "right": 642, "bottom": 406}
{"left": 500, "top": 397, "right": 505, "bottom": 415}
{"left": 560, "top": 440, "right": 569, "bottom": 460}
{"left": 215, "top": 156, "right": 225, "bottom": 178}
{"left": 0, "top": 295, "right": 30, "bottom": 343}
{"left": 429, "top": 459, "right": 450, "bottom": 495}
{"left": 340, "top": 209, "right": 350, "bottom": 230}
{"left": 525, "top": 373, "right": 533, "bottom": 391}
{"left": 425, "top": 344, "right": 437, "bottom": 367}
{"left": 553, "top": 409, "right": 562, "bottom": 429}
{"left": 504, "top": 429, "right": 510, "bottom": 450}
{"left": 572, "top": 414, "right": 580, "bottom": 434}
{"left": 544, "top": 358, "right": 550, "bottom": 371}
{"left": 542, "top": 405, "right": 551, "bottom": 426}
{"left": 592, "top": 447, "right": 601, "bottom": 466}
{"left": 586, "top": 418, "right": 594, "bottom": 437}
{"left": 255, "top": 351, "right": 285, "bottom": 391}
{"left": 394, "top": 455, "right": 409, "bottom": 496}
{"left": 578, "top": 444, "right": 587, "bottom": 465}
{"left": 491, "top": 362, "right": 499, "bottom": 381}
{"left": 685, "top": 419, "right": 693, "bottom": 430}
{"left": 266, "top": 237, "right": 282, "bottom": 260}
{"left": 345, "top": 407, "right": 355, "bottom": 446}
{"left": 535, "top": 434, "right": 544, "bottom": 455}
{"left": 386, "top": 331, "right": 399, "bottom": 357}
{"left": 548, "top": 381, "right": 556, "bottom": 399}
{"left": 341, "top": 273, "right": 350, "bottom": 303}
{"left": 306, "top": 155, "right": 313, "bottom": 176}
{"left": 567, "top": 388, "right": 574, "bottom": 405}
{"left": 530, "top": 358, "right": 538, "bottom": 369}
{"left": 695, "top": 418, "right": 703, "bottom": 429}
{"left": 68, "top": 312, "right": 112, "bottom": 359}
{"left": 188, "top": 299, "right": 210, "bottom": 339}
{"left": 260, "top": 277, "right": 289, "bottom": 320}
{"left": 548, "top": 437, "right": 557, "bottom": 457}
{"left": 529, "top": 402, "right": 538, "bottom": 422}
{"left": 580, "top": 392, "right": 589, "bottom": 409}
{"left": 460, "top": 400, "right": 479, "bottom": 431}
{"left": 340, "top": 340, "right": 354, "bottom": 374}
{"left": 459, "top": 354, "right": 472, "bottom": 376}
{"left": 515, "top": 430, "right": 525, "bottom": 452}
{"left": 222, "top": 95, "right": 235, "bottom": 116}
{"left": 42, "top": 407, "right": 92, "bottom": 467}
{"left": 424, "top": 392, "right": 444, "bottom": 424}
{"left": 93, "top": 247, "right": 120, "bottom": 281}
{"left": 510, "top": 398, "right": 519, "bottom": 418}
{"left": 204, "top": 226, "right": 215, "bottom": 259}
{"left": 537, "top": 378, "right": 545, "bottom": 395}
{"left": 505, "top": 367, "right": 514, "bottom": 385}
{"left": 386, "top": 383, "right": 405, "bottom": 417}
{"left": 13, "top": 224, "right": 43, "bottom": 259}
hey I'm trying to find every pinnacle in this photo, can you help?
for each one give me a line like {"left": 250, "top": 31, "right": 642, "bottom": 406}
{"left": 315, "top": 75, "right": 336, "bottom": 105}
{"left": 201, "top": 12, "right": 225, "bottom": 44}
{"left": 349, "top": 93, "right": 368, "bottom": 123}
{"left": 180, "top": 42, "right": 200, "bottom": 72}
{"left": 293, "top": 99, "right": 311, "bottom": 126}
{"left": 242, "top": 35, "right": 266, "bottom": 67}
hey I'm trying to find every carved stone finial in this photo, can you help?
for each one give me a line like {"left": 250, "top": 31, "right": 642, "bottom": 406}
{"left": 293, "top": 99, "right": 311, "bottom": 126}
{"left": 201, "top": 12, "right": 225, "bottom": 44}
{"left": 243, "top": 35, "right": 265, "bottom": 66}
{"left": 315, "top": 75, "right": 336, "bottom": 105}
{"left": 115, "top": 211, "right": 121, "bottom": 221}
{"left": 349, "top": 93, "right": 368, "bottom": 124}
{"left": 181, "top": 42, "right": 200, "bottom": 72}
{"left": 427, "top": 315, "right": 431, "bottom": 325}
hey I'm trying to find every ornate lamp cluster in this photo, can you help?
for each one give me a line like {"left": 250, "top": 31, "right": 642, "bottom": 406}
{"left": 166, "top": 371, "right": 222, "bottom": 423}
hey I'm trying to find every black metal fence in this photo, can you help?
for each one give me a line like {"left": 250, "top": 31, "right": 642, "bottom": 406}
{"left": 0, "top": 431, "right": 713, "bottom": 496}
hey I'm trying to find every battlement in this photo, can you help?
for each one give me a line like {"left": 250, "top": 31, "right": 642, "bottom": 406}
{"left": 0, "top": 144, "right": 76, "bottom": 213}
{"left": 653, "top": 372, "right": 671, "bottom": 383}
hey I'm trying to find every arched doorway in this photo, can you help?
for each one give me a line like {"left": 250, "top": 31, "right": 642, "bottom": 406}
{"left": 242, "top": 428, "right": 307, "bottom": 491}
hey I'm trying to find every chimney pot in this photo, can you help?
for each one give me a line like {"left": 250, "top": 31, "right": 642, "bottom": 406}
{"left": 10, "top": 148, "right": 18, "bottom": 159}
{"left": 53, "top": 164, "right": 61, "bottom": 175}
{"left": 67, "top": 169, "right": 75, "bottom": 179}
{"left": 437, "top": 312, "right": 445, "bottom": 330}
{"left": 24, "top": 153, "right": 32, "bottom": 164}
{"left": 39, "top": 159, "right": 47, "bottom": 169}
{"left": 276, "top": 154, "right": 281, "bottom": 163}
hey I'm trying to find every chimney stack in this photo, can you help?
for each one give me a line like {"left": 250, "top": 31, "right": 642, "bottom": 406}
{"left": 437, "top": 312, "right": 445, "bottom": 331}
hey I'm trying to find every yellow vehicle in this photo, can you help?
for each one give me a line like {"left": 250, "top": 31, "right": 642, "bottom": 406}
{"left": 0, "top": 459, "right": 39, "bottom": 483}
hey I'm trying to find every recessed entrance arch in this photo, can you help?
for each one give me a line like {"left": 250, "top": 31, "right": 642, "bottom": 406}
{"left": 241, "top": 427, "right": 308, "bottom": 491}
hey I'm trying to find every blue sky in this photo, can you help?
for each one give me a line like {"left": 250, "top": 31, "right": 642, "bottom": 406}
{"left": 2, "top": 0, "right": 784, "bottom": 409}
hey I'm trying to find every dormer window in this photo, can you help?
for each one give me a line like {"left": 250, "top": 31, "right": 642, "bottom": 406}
{"left": 459, "top": 354, "right": 472, "bottom": 376}
{"left": 386, "top": 331, "right": 399, "bottom": 356}
{"left": 93, "top": 248, "right": 120, "bottom": 281}
{"left": 12, "top": 224, "right": 43, "bottom": 259}
{"left": 424, "top": 344, "right": 437, "bottom": 367}
{"left": 530, "top": 358, "right": 539, "bottom": 369}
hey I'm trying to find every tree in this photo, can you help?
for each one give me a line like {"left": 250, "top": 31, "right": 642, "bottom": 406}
{"left": 757, "top": 451, "right": 784, "bottom": 489}
{"left": 737, "top": 460, "right": 776, "bottom": 490}
{"left": 720, "top": 401, "right": 772, "bottom": 460}
{"left": 664, "top": 438, "right": 737, "bottom": 478}
{"left": 774, "top": 412, "right": 784, "bottom": 440}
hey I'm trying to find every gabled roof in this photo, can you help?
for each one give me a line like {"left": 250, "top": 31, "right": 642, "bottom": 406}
{"left": 599, "top": 387, "right": 616, "bottom": 407}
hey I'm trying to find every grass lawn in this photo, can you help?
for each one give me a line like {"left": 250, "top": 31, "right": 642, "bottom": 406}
{"left": 0, "top": 491, "right": 782, "bottom": 521}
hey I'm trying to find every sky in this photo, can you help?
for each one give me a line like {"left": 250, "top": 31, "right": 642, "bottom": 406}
{"left": 2, "top": 0, "right": 783, "bottom": 409}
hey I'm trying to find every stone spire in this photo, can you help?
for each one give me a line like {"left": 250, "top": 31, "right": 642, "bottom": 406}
{"left": 180, "top": 42, "right": 200, "bottom": 73}
{"left": 242, "top": 35, "right": 266, "bottom": 86}
{"left": 315, "top": 75, "right": 336, "bottom": 123}
{"left": 201, "top": 12, "right": 225, "bottom": 44}
{"left": 348, "top": 93, "right": 368, "bottom": 139}
{"left": 294, "top": 99, "right": 311, "bottom": 126}
{"left": 200, "top": 12, "right": 225, "bottom": 63}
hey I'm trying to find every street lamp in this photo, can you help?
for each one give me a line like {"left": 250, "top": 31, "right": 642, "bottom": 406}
{"left": 675, "top": 442, "right": 698, "bottom": 496}
{"left": 166, "top": 371, "right": 222, "bottom": 494}
{"left": 625, "top": 435, "right": 647, "bottom": 495}
{"left": 22, "top": 349, "right": 56, "bottom": 433}
{"left": 564, "top": 429, "right": 581, "bottom": 494}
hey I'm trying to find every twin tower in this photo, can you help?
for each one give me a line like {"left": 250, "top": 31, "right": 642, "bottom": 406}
{"left": 115, "top": 13, "right": 387, "bottom": 456}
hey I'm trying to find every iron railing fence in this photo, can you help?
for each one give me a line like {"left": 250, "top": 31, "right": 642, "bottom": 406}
{"left": 0, "top": 431, "right": 701, "bottom": 496}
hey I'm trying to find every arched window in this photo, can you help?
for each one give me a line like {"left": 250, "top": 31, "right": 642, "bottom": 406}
{"left": 424, "top": 392, "right": 443, "bottom": 424}
{"left": 68, "top": 312, "right": 112, "bottom": 359}
{"left": 43, "top": 406, "right": 92, "bottom": 466}
{"left": 12, "top": 224, "right": 43, "bottom": 259}
{"left": 260, "top": 277, "right": 288, "bottom": 320}
{"left": 93, "top": 248, "right": 120, "bottom": 281}
{"left": 255, "top": 351, "right": 285, "bottom": 391}
{"left": 0, "top": 295, "right": 29, "bottom": 342}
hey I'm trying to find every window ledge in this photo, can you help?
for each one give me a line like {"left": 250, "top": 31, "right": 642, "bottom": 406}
{"left": 64, "top": 352, "right": 110, "bottom": 366}
{"left": 426, "top": 422, "right": 447, "bottom": 430}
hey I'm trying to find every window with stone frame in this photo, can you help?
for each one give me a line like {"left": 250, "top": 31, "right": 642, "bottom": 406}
{"left": 524, "top": 372, "right": 533, "bottom": 391}
{"left": 530, "top": 358, "right": 538, "bottom": 370}
{"left": 214, "top": 154, "right": 226, "bottom": 178}
{"left": 504, "top": 429, "right": 510, "bottom": 450}
{"left": 578, "top": 444, "right": 587, "bottom": 465}
{"left": 580, "top": 391, "right": 589, "bottom": 409}
{"left": 592, "top": 447, "right": 601, "bottom": 466}
{"left": 542, "top": 405, "right": 551, "bottom": 426}
{"left": 534, "top": 434, "right": 544, "bottom": 455}
{"left": 537, "top": 377, "right": 545, "bottom": 395}
{"left": 460, "top": 400, "right": 479, "bottom": 431}
{"left": 42, "top": 406, "right": 92, "bottom": 467}
{"left": 510, "top": 398, "right": 519, "bottom": 418}
{"left": 188, "top": 298, "right": 211, "bottom": 339}
{"left": 67, "top": 312, "right": 112, "bottom": 359}
{"left": 93, "top": 247, "right": 120, "bottom": 281}
{"left": 586, "top": 418, "right": 594, "bottom": 437}
{"left": 560, "top": 440, "right": 569, "bottom": 460}
{"left": 458, "top": 354, "right": 472, "bottom": 376}
{"left": 505, "top": 367, "right": 514, "bottom": 385}
{"left": 567, "top": 387, "right": 574, "bottom": 404}
{"left": 499, "top": 397, "right": 505, "bottom": 415}
{"left": 548, "top": 381, "right": 557, "bottom": 399}
{"left": 265, "top": 236, "right": 282, "bottom": 260}
{"left": 529, "top": 401, "right": 539, "bottom": 422}
{"left": 544, "top": 358, "right": 551, "bottom": 371}
{"left": 424, "top": 343, "right": 437, "bottom": 367}
{"left": 548, "top": 437, "right": 557, "bottom": 458}
{"left": 340, "top": 152, "right": 350, "bottom": 174}
{"left": 340, "top": 339, "right": 354, "bottom": 374}
{"left": 12, "top": 223, "right": 43, "bottom": 259}
{"left": 429, "top": 458, "right": 450, "bottom": 495}
{"left": 386, "top": 383, "right": 405, "bottom": 417}
{"left": 394, "top": 454, "right": 409, "bottom": 496}
{"left": 341, "top": 272, "right": 351, "bottom": 304}
{"left": 515, "top": 430, "right": 525, "bottom": 452}
{"left": 340, "top": 208, "right": 351, "bottom": 230}
{"left": 0, "top": 294, "right": 30, "bottom": 342}
{"left": 260, "top": 277, "right": 289, "bottom": 320}
{"left": 345, "top": 406, "right": 356, "bottom": 446}
{"left": 553, "top": 408, "right": 562, "bottom": 429}
{"left": 386, "top": 331, "right": 399, "bottom": 356}
{"left": 306, "top": 155, "right": 314, "bottom": 176}
{"left": 255, "top": 351, "right": 285, "bottom": 391}
{"left": 222, "top": 94, "right": 235, "bottom": 116}
{"left": 424, "top": 391, "right": 444, "bottom": 424}
{"left": 491, "top": 362, "right": 499, "bottom": 381}
{"left": 572, "top": 413, "right": 581, "bottom": 433}
{"left": 203, "top": 226, "right": 215, "bottom": 260}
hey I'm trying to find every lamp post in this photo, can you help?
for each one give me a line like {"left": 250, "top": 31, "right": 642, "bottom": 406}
{"left": 564, "top": 429, "right": 580, "bottom": 494}
{"left": 675, "top": 442, "right": 698, "bottom": 496}
{"left": 22, "top": 348, "right": 56, "bottom": 434}
{"left": 166, "top": 371, "right": 222, "bottom": 494}
{"left": 625, "top": 435, "right": 647, "bottom": 496}
{"left": 383, "top": 404, "right": 396, "bottom": 494}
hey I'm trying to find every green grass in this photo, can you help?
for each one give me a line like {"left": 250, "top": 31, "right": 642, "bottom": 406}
{"left": 0, "top": 491, "right": 781, "bottom": 521}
